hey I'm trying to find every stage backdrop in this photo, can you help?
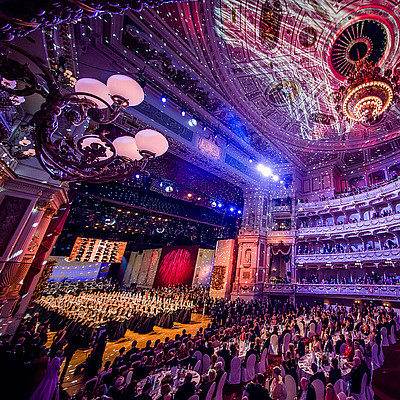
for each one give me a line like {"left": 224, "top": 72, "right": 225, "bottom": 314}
{"left": 153, "top": 245, "right": 200, "bottom": 288}
{"left": 192, "top": 249, "right": 215, "bottom": 286}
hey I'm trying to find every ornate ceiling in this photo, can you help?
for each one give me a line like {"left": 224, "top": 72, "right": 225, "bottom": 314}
{"left": 201, "top": 0, "right": 400, "bottom": 152}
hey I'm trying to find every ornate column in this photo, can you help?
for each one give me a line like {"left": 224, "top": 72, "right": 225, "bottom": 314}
{"left": 0, "top": 200, "right": 49, "bottom": 319}
{"left": 231, "top": 187, "right": 269, "bottom": 301}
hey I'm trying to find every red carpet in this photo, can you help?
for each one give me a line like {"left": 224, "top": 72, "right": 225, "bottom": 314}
{"left": 372, "top": 342, "right": 400, "bottom": 400}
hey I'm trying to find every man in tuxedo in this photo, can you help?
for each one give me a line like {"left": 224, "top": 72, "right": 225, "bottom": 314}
{"left": 297, "top": 377, "right": 316, "bottom": 400}
{"left": 175, "top": 373, "right": 196, "bottom": 400}
{"left": 244, "top": 373, "right": 271, "bottom": 400}
{"left": 244, "top": 342, "right": 257, "bottom": 364}
{"left": 217, "top": 342, "right": 231, "bottom": 371}
{"left": 294, "top": 334, "right": 305, "bottom": 358}
{"left": 349, "top": 357, "right": 365, "bottom": 395}
{"left": 310, "top": 363, "right": 327, "bottom": 386}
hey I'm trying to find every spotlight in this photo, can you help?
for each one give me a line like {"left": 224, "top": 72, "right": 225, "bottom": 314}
{"left": 181, "top": 109, "right": 186, "bottom": 116}
{"left": 187, "top": 193, "right": 193, "bottom": 198}
{"left": 203, "top": 125, "right": 207, "bottom": 131}
{"left": 135, "top": 174, "right": 140, "bottom": 179}
{"left": 237, "top": 210, "right": 242, "bottom": 215}
{"left": 188, "top": 118, "right": 197, "bottom": 127}
{"left": 256, "top": 163, "right": 272, "bottom": 177}
{"left": 211, "top": 201, "right": 217, "bottom": 207}
{"left": 280, "top": 180, "right": 284, "bottom": 184}
{"left": 197, "top": 197, "right": 201, "bottom": 201}
{"left": 257, "top": 163, "right": 264, "bottom": 172}
{"left": 272, "top": 175, "right": 279, "bottom": 181}
{"left": 165, "top": 185, "right": 173, "bottom": 192}
{"left": 159, "top": 182, "right": 163, "bottom": 188}
{"left": 229, "top": 207, "right": 235, "bottom": 212}
{"left": 248, "top": 158, "right": 253, "bottom": 163}
{"left": 161, "top": 95, "right": 167, "bottom": 103}
{"left": 217, "top": 202, "right": 223, "bottom": 208}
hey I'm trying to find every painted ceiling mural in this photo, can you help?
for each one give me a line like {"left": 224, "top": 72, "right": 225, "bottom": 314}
{"left": 198, "top": 0, "right": 400, "bottom": 152}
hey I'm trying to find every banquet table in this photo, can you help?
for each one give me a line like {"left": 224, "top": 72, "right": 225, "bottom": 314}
{"left": 298, "top": 353, "right": 352, "bottom": 381}
{"left": 137, "top": 369, "right": 200, "bottom": 399}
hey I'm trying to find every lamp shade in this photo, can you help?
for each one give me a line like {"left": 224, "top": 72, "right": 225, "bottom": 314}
{"left": 107, "top": 75, "right": 144, "bottom": 106}
{"left": 135, "top": 129, "right": 168, "bottom": 157}
{"left": 75, "top": 78, "right": 112, "bottom": 109}
{"left": 112, "top": 136, "right": 142, "bottom": 160}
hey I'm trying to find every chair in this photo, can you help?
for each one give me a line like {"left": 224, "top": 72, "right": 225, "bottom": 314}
{"left": 340, "top": 343, "right": 347, "bottom": 355}
{"left": 378, "top": 343, "right": 385, "bottom": 365}
{"left": 214, "top": 371, "right": 227, "bottom": 400}
{"left": 241, "top": 353, "right": 256, "bottom": 383}
{"left": 299, "top": 321, "right": 305, "bottom": 337}
{"left": 227, "top": 357, "right": 241, "bottom": 384}
{"left": 83, "top": 377, "right": 98, "bottom": 397}
{"left": 282, "top": 333, "right": 291, "bottom": 355}
{"left": 194, "top": 350, "right": 203, "bottom": 362}
{"left": 188, "top": 396, "right": 199, "bottom": 400}
{"left": 395, "top": 315, "right": 400, "bottom": 332}
{"left": 334, "top": 379, "right": 348, "bottom": 395}
{"left": 389, "top": 325, "right": 396, "bottom": 345}
{"left": 338, "top": 392, "right": 347, "bottom": 400}
{"left": 202, "top": 354, "right": 211, "bottom": 374}
{"left": 270, "top": 334, "right": 279, "bottom": 355}
{"left": 194, "top": 359, "right": 202, "bottom": 374}
{"left": 309, "top": 322, "right": 316, "bottom": 335}
{"left": 216, "top": 356, "right": 225, "bottom": 370}
{"left": 316, "top": 321, "right": 322, "bottom": 335}
{"left": 256, "top": 348, "right": 268, "bottom": 374}
{"left": 381, "top": 327, "right": 389, "bottom": 346}
{"left": 280, "top": 364, "right": 286, "bottom": 378}
{"left": 371, "top": 343, "right": 381, "bottom": 370}
{"left": 205, "top": 382, "right": 216, "bottom": 400}
{"left": 284, "top": 374, "right": 296, "bottom": 400}
{"left": 311, "top": 379, "right": 325, "bottom": 400}
{"left": 350, "top": 373, "right": 367, "bottom": 400}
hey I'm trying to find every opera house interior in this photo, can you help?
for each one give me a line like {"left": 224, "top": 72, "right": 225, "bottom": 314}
{"left": 1, "top": 0, "right": 400, "bottom": 399}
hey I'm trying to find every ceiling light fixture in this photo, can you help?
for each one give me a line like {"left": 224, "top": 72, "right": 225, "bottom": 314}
{"left": 0, "top": 44, "right": 169, "bottom": 182}
{"left": 333, "top": 60, "right": 399, "bottom": 122}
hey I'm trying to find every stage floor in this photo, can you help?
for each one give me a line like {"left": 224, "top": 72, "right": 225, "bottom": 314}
{"left": 56, "top": 313, "right": 212, "bottom": 397}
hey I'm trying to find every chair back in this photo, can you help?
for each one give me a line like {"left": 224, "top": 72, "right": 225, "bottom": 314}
{"left": 381, "top": 327, "right": 389, "bottom": 346}
{"left": 371, "top": 343, "right": 380, "bottom": 370}
{"left": 360, "top": 373, "right": 367, "bottom": 399}
{"left": 242, "top": 353, "right": 256, "bottom": 383}
{"left": 299, "top": 321, "right": 305, "bottom": 336}
{"left": 316, "top": 322, "right": 322, "bottom": 334}
{"left": 311, "top": 379, "right": 325, "bottom": 400}
{"left": 282, "top": 333, "right": 291, "bottom": 355}
{"left": 338, "top": 392, "right": 347, "bottom": 400}
{"left": 279, "top": 364, "right": 286, "bottom": 378}
{"left": 216, "top": 356, "right": 225, "bottom": 370}
{"left": 260, "top": 348, "right": 268, "bottom": 374}
{"left": 214, "top": 372, "right": 227, "bottom": 400}
{"left": 270, "top": 334, "right": 279, "bottom": 355}
{"left": 340, "top": 343, "right": 347, "bottom": 355}
{"left": 284, "top": 374, "right": 296, "bottom": 400}
{"left": 389, "top": 325, "right": 396, "bottom": 344}
{"left": 194, "top": 350, "right": 203, "bottom": 361}
{"left": 334, "top": 379, "right": 348, "bottom": 395}
{"left": 194, "top": 359, "right": 202, "bottom": 374}
{"left": 309, "top": 322, "right": 316, "bottom": 334}
{"left": 188, "top": 396, "right": 199, "bottom": 400}
{"left": 228, "top": 357, "right": 241, "bottom": 384}
{"left": 205, "top": 382, "right": 216, "bottom": 400}
{"left": 202, "top": 354, "right": 211, "bottom": 374}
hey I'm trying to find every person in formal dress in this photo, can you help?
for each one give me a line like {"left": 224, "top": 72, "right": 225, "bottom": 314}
{"left": 297, "top": 377, "right": 316, "bottom": 400}
{"left": 269, "top": 366, "right": 287, "bottom": 400}
{"left": 349, "top": 357, "right": 364, "bottom": 395}
{"left": 328, "top": 358, "right": 342, "bottom": 385}
{"left": 325, "top": 383, "right": 339, "bottom": 400}
{"left": 175, "top": 374, "right": 196, "bottom": 400}
{"left": 245, "top": 373, "right": 271, "bottom": 400}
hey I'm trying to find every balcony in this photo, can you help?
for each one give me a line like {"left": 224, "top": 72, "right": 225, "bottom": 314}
{"left": 295, "top": 248, "right": 400, "bottom": 264}
{"left": 295, "top": 283, "right": 400, "bottom": 300}
{"left": 297, "top": 179, "right": 400, "bottom": 212}
{"left": 263, "top": 283, "right": 400, "bottom": 300}
{"left": 268, "top": 230, "right": 296, "bottom": 238}
{"left": 297, "top": 213, "right": 400, "bottom": 237}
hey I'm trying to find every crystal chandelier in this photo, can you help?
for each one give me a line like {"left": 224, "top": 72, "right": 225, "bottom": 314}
{"left": 0, "top": 44, "right": 168, "bottom": 182}
{"left": 334, "top": 60, "right": 399, "bottom": 123}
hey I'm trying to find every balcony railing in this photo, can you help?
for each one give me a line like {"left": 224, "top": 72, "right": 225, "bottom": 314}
{"left": 268, "top": 230, "right": 296, "bottom": 238}
{"left": 297, "top": 179, "right": 400, "bottom": 211}
{"left": 295, "top": 248, "right": 400, "bottom": 264}
{"left": 295, "top": 283, "right": 400, "bottom": 299}
{"left": 297, "top": 213, "right": 400, "bottom": 237}
{"left": 263, "top": 283, "right": 400, "bottom": 299}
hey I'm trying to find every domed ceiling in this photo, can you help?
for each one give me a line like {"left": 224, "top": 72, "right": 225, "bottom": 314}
{"left": 197, "top": 0, "right": 400, "bottom": 152}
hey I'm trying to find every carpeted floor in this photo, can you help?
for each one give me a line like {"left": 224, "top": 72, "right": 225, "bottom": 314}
{"left": 372, "top": 342, "right": 400, "bottom": 400}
